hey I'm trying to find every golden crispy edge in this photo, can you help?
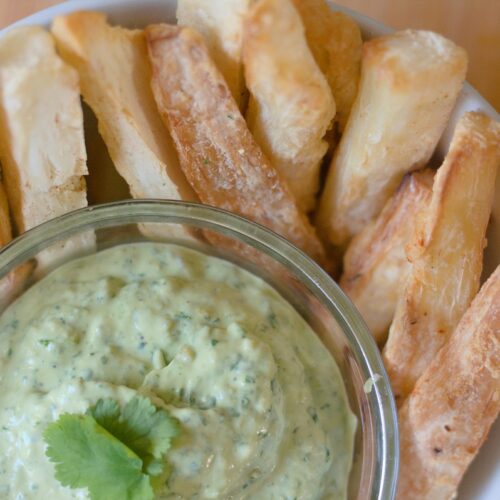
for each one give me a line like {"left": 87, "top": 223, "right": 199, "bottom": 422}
{"left": 340, "top": 169, "right": 433, "bottom": 344}
{"left": 397, "top": 265, "right": 500, "bottom": 500}
{"left": 243, "top": 0, "right": 334, "bottom": 212}
{"left": 383, "top": 112, "right": 500, "bottom": 402}
{"left": 145, "top": 23, "right": 328, "bottom": 268}
{"left": 291, "top": 0, "right": 362, "bottom": 131}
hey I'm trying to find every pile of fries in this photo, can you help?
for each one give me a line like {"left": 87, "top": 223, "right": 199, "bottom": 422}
{"left": 0, "top": 0, "right": 498, "bottom": 498}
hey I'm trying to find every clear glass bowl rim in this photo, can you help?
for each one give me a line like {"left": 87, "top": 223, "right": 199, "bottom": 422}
{"left": 0, "top": 199, "right": 399, "bottom": 499}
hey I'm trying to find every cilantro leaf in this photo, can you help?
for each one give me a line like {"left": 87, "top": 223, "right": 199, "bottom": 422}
{"left": 44, "top": 414, "right": 154, "bottom": 500}
{"left": 89, "top": 398, "right": 120, "bottom": 430}
{"left": 44, "top": 396, "right": 181, "bottom": 499}
{"left": 89, "top": 396, "right": 180, "bottom": 460}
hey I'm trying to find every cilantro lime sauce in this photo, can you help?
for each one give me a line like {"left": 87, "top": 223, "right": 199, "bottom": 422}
{"left": 0, "top": 243, "right": 356, "bottom": 499}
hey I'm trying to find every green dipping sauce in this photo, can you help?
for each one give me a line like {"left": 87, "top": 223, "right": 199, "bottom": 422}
{"left": 0, "top": 243, "right": 356, "bottom": 499}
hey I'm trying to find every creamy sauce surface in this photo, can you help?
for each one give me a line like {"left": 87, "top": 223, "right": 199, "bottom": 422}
{"left": 0, "top": 243, "right": 356, "bottom": 499}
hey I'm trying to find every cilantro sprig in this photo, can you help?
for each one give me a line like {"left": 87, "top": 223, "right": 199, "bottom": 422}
{"left": 44, "top": 396, "right": 180, "bottom": 500}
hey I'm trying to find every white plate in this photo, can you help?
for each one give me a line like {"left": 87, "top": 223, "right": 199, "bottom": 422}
{"left": 3, "top": 0, "right": 500, "bottom": 498}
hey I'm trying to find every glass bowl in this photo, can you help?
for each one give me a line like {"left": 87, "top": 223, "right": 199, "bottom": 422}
{"left": 0, "top": 200, "right": 398, "bottom": 499}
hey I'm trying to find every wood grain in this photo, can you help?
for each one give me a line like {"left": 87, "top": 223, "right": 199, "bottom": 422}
{"left": 0, "top": 0, "right": 499, "bottom": 111}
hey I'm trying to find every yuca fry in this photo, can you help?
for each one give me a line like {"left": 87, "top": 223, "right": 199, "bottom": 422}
{"left": 177, "top": 0, "right": 251, "bottom": 110}
{"left": 0, "top": 26, "right": 88, "bottom": 231}
{"left": 383, "top": 112, "right": 500, "bottom": 403}
{"left": 397, "top": 265, "right": 500, "bottom": 500}
{"left": 341, "top": 169, "right": 433, "bottom": 344}
{"left": 243, "top": 0, "right": 335, "bottom": 212}
{"left": 0, "top": 26, "right": 90, "bottom": 264}
{"left": 316, "top": 30, "right": 467, "bottom": 247}
{"left": 51, "top": 12, "right": 196, "bottom": 204}
{"left": 146, "top": 24, "right": 328, "bottom": 266}
{"left": 291, "top": 0, "right": 362, "bottom": 131}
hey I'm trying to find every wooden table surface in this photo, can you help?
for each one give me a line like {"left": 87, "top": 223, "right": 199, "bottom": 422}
{"left": 1, "top": 0, "right": 499, "bottom": 112}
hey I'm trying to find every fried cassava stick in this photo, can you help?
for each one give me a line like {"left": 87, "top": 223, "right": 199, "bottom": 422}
{"left": 145, "top": 24, "right": 328, "bottom": 266}
{"left": 316, "top": 30, "right": 467, "bottom": 247}
{"left": 243, "top": 0, "right": 335, "bottom": 213}
{"left": 0, "top": 26, "right": 92, "bottom": 266}
{"left": 383, "top": 112, "right": 500, "bottom": 402}
{"left": 397, "top": 265, "right": 500, "bottom": 500}
{"left": 341, "top": 169, "right": 433, "bottom": 344}
{"left": 0, "top": 26, "right": 88, "bottom": 234}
